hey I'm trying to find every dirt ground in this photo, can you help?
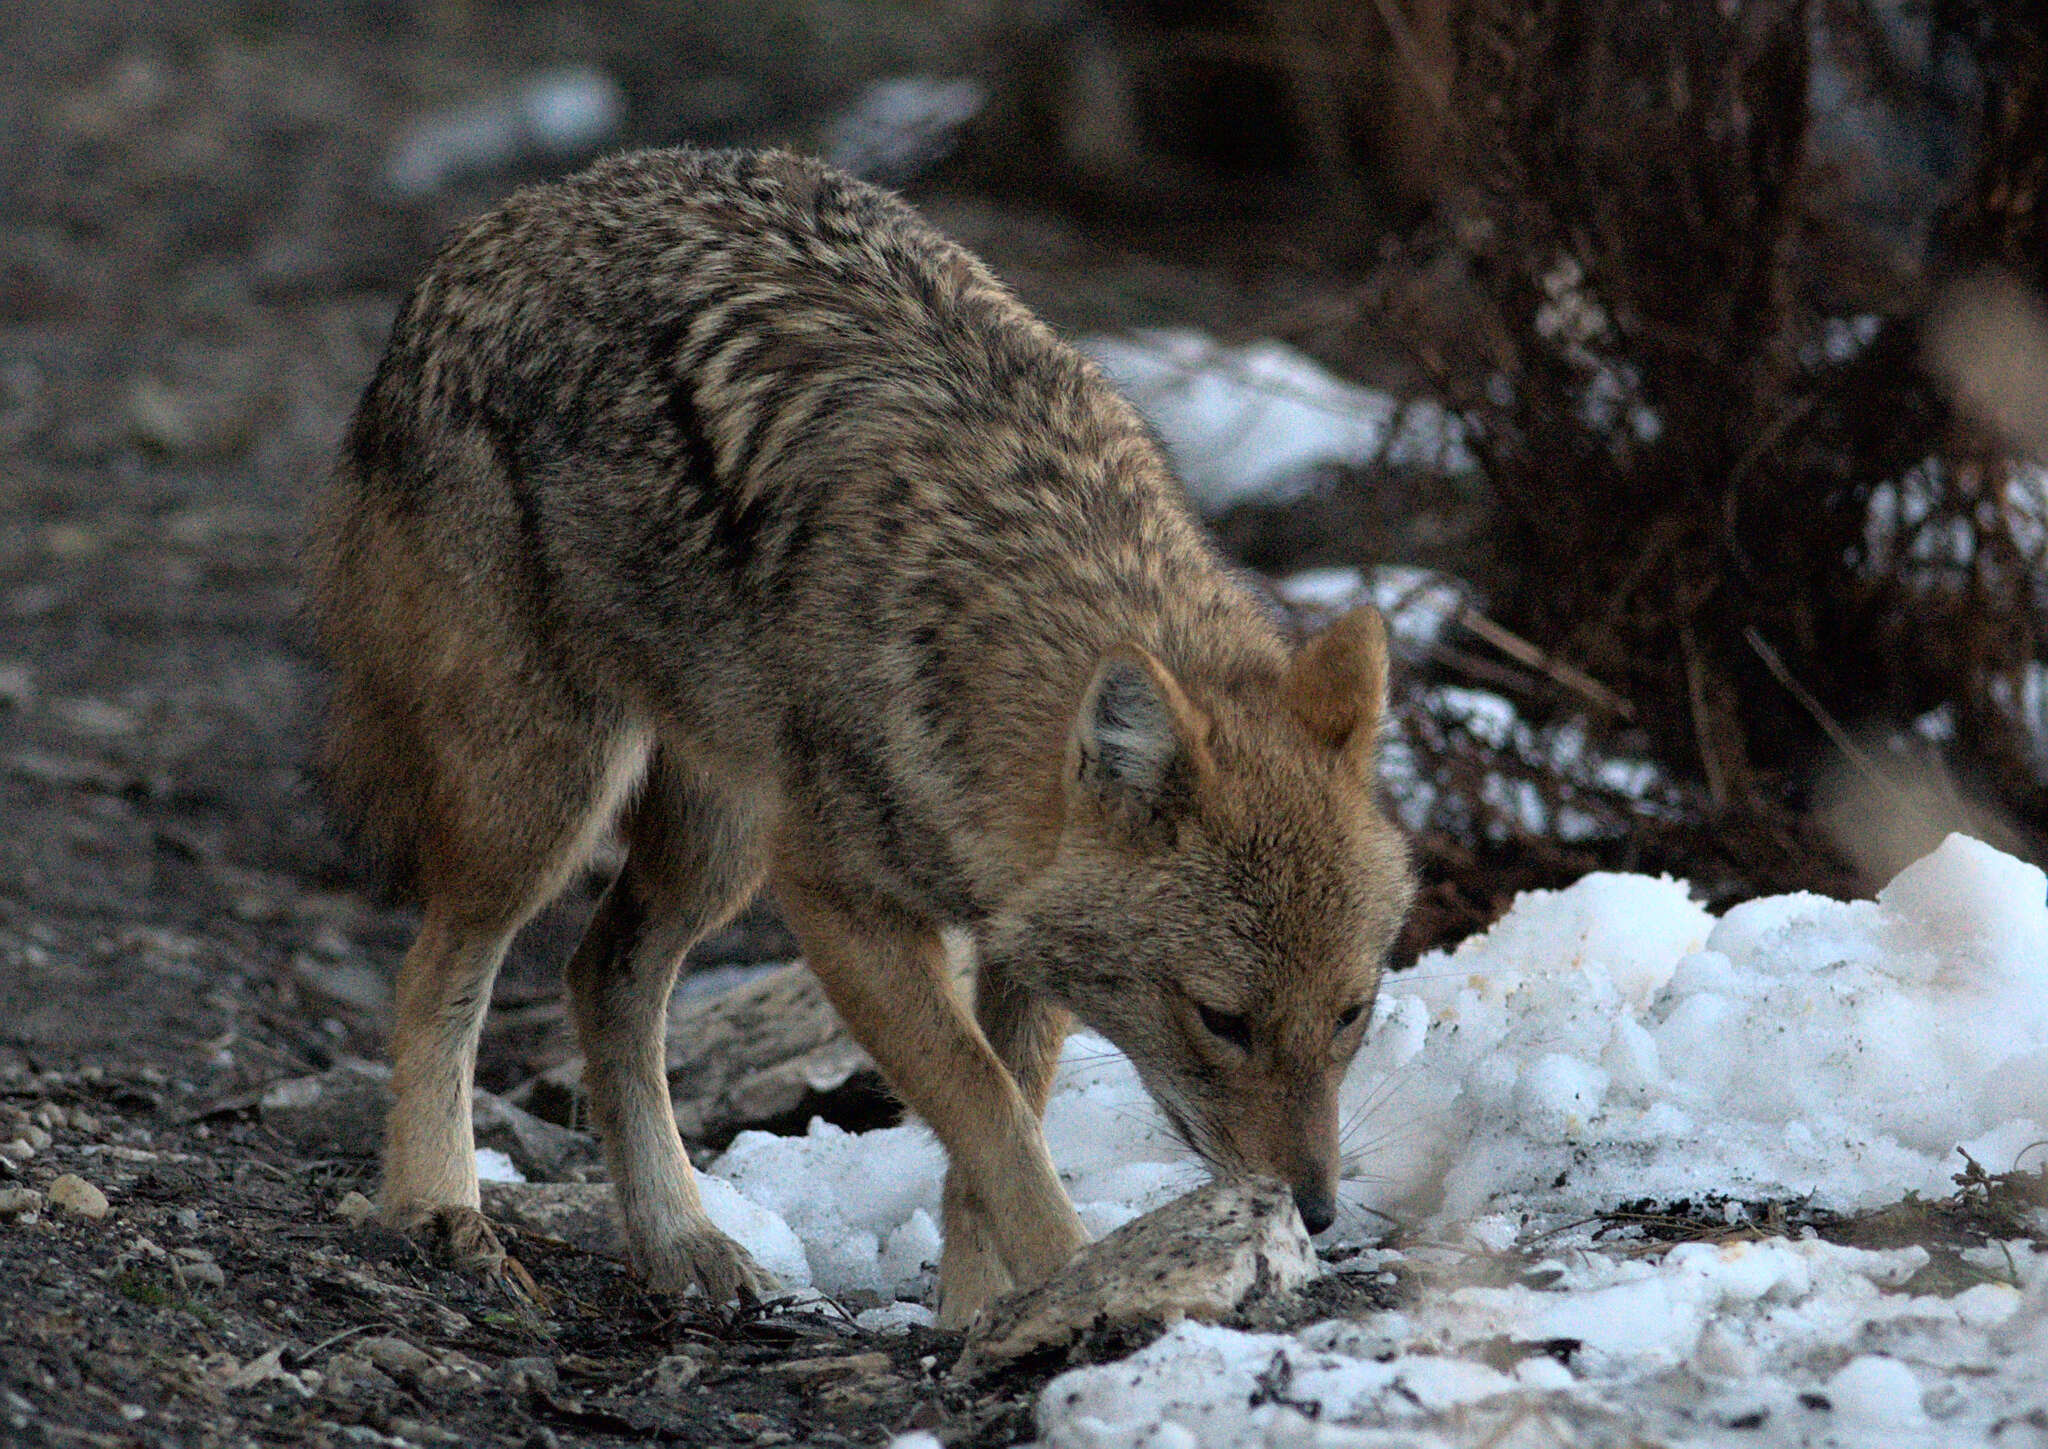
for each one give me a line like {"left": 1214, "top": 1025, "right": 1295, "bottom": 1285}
{"left": 0, "top": 5, "right": 1406, "bottom": 1446}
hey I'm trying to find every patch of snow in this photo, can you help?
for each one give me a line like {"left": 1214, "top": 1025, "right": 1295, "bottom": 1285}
{"left": 855, "top": 1300, "right": 936, "bottom": 1335}
{"left": 384, "top": 67, "right": 623, "bottom": 196}
{"left": 1276, "top": 565, "right": 1473, "bottom": 652}
{"left": 1532, "top": 255, "right": 1661, "bottom": 445}
{"left": 695, "top": 1173, "right": 812, "bottom": 1291}
{"left": 474, "top": 1147, "right": 524, "bottom": 1184}
{"left": 1082, "top": 329, "right": 1471, "bottom": 514}
{"left": 1802, "top": 313, "right": 1884, "bottom": 368}
{"left": 823, "top": 76, "right": 984, "bottom": 183}
{"left": 1337, "top": 834, "right": 2048, "bottom": 1234}
{"left": 2003, "top": 658, "right": 2048, "bottom": 786}
{"left": 1380, "top": 686, "right": 1668, "bottom": 843}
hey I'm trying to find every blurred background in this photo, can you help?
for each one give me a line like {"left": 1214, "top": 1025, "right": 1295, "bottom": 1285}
{"left": 1, "top": 0, "right": 2044, "bottom": 1073}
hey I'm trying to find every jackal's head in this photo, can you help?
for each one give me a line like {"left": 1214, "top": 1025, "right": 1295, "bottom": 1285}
{"left": 986, "top": 607, "right": 1414, "bottom": 1234}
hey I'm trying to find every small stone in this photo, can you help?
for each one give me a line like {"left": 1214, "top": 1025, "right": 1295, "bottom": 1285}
{"left": 31, "top": 1103, "right": 66, "bottom": 1131}
{"left": 70, "top": 1110, "right": 100, "bottom": 1136}
{"left": 819, "top": 1378, "right": 904, "bottom": 1417}
{"left": 125, "top": 376, "right": 254, "bottom": 458}
{"left": 260, "top": 1061, "right": 391, "bottom": 1158}
{"left": 763, "top": 1351, "right": 892, "bottom": 1384}
{"left": 503, "top": 1357, "right": 558, "bottom": 1397}
{"left": 221, "top": 1346, "right": 289, "bottom": 1392}
{"left": 360, "top": 1335, "right": 437, "bottom": 1378}
{"left": 20, "top": 1124, "right": 51, "bottom": 1152}
{"left": 649, "top": 1355, "right": 698, "bottom": 1393}
{"left": 818, "top": 1390, "right": 874, "bottom": 1416}
{"left": 333, "top": 1190, "right": 376, "bottom": 1226}
{"left": 0, "top": 1187, "right": 45, "bottom": 1218}
{"left": 320, "top": 1353, "right": 391, "bottom": 1400}
{"left": 174, "top": 1257, "right": 226, "bottom": 1291}
{"left": 0, "top": 662, "right": 34, "bottom": 710}
{"left": 48, "top": 1173, "right": 110, "bottom": 1220}
{"left": 0, "top": 1139, "right": 35, "bottom": 1165}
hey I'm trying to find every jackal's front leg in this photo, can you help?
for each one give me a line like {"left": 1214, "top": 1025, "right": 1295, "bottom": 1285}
{"left": 937, "top": 968, "right": 1074, "bottom": 1326}
{"left": 774, "top": 875, "right": 1087, "bottom": 1321}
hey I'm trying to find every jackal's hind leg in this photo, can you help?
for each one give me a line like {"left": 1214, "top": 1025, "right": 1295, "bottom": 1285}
{"left": 566, "top": 752, "right": 777, "bottom": 1304}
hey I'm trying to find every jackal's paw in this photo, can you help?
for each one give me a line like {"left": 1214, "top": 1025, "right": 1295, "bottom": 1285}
{"left": 639, "top": 1230, "right": 779, "bottom": 1306}
{"left": 424, "top": 1205, "right": 508, "bottom": 1272}
{"left": 379, "top": 1202, "right": 509, "bottom": 1272}
{"left": 381, "top": 1205, "right": 544, "bottom": 1302}
{"left": 934, "top": 1245, "right": 1014, "bottom": 1331}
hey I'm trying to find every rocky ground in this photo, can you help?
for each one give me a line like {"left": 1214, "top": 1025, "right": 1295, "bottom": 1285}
{"left": 0, "top": 5, "right": 1403, "bottom": 1446}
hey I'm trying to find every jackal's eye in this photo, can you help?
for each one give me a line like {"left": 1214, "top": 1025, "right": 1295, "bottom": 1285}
{"left": 1335, "top": 1004, "right": 1365, "bottom": 1035}
{"left": 1196, "top": 1003, "right": 1254, "bottom": 1053}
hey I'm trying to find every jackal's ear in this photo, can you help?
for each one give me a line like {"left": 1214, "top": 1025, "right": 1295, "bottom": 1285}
{"left": 1072, "top": 647, "right": 1212, "bottom": 833}
{"left": 1286, "top": 606, "right": 1389, "bottom": 765}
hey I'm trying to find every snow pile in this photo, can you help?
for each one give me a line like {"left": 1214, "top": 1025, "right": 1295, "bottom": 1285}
{"left": 1081, "top": 330, "right": 1470, "bottom": 514}
{"left": 1338, "top": 832, "right": 2048, "bottom": 1232}
{"left": 823, "top": 76, "right": 985, "bottom": 183}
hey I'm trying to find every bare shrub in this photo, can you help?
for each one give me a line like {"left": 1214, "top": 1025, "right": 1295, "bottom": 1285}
{"left": 1400, "top": 0, "right": 2048, "bottom": 879}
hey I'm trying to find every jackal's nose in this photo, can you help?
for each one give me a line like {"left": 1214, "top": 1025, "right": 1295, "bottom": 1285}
{"left": 1293, "top": 1183, "right": 1335, "bottom": 1235}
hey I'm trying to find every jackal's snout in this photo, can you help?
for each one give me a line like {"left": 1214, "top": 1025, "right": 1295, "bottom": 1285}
{"left": 1243, "top": 1077, "right": 1343, "bottom": 1236}
{"left": 1293, "top": 1181, "right": 1337, "bottom": 1235}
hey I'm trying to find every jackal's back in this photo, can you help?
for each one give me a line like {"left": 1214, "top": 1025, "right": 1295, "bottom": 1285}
{"left": 310, "top": 147, "right": 1264, "bottom": 915}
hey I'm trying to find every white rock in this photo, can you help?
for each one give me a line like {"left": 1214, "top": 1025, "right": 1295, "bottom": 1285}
{"left": 959, "top": 1178, "right": 1315, "bottom": 1373}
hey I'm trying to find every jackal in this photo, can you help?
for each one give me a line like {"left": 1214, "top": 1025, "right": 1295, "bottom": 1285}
{"left": 308, "top": 147, "right": 1414, "bottom": 1326}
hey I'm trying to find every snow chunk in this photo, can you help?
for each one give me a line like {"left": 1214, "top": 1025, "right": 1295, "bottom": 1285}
{"left": 384, "top": 68, "right": 622, "bottom": 196}
{"left": 714, "top": 1119, "right": 942, "bottom": 1298}
{"left": 694, "top": 1174, "right": 810, "bottom": 1290}
{"left": 1826, "top": 1355, "right": 1926, "bottom": 1424}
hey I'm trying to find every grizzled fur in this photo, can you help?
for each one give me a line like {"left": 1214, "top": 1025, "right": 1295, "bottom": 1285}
{"left": 308, "top": 147, "right": 1415, "bottom": 1326}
